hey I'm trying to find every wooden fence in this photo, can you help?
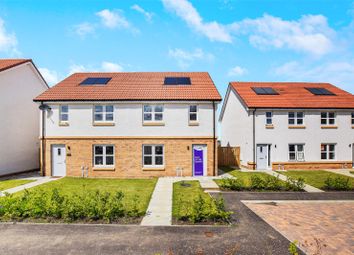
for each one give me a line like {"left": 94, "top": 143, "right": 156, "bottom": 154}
{"left": 218, "top": 146, "right": 240, "bottom": 168}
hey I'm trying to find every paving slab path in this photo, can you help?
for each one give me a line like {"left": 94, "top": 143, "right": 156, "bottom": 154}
{"left": 0, "top": 177, "right": 60, "bottom": 197}
{"left": 324, "top": 169, "right": 354, "bottom": 178}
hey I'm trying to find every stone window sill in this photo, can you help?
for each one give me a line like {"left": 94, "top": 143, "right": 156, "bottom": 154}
{"left": 59, "top": 122, "right": 69, "bottom": 126}
{"left": 351, "top": 126, "right": 354, "bottom": 129}
{"left": 189, "top": 121, "right": 199, "bottom": 126}
{"left": 288, "top": 125, "right": 306, "bottom": 129}
{"left": 143, "top": 122, "right": 165, "bottom": 126}
{"left": 142, "top": 167, "right": 165, "bottom": 171}
{"left": 265, "top": 124, "right": 274, "bottom": 129}
{"left": 321, "top": 126, "right": 338, "bottom": 129}
{"left": 93, "top": 122, "right": 115, "bottom": 126}
{"left": 93, "top": 167, "right": 115, "bottom": 171}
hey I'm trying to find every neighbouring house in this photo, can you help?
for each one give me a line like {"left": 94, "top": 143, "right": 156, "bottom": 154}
{"left": 0, "top": 59, "right": 48, "bottom": 176}
{"left": 34, "top": 72, "right": 221, "bottom": 177}
{"left": 219, "top": 82, "right": 354, "bottom": 170}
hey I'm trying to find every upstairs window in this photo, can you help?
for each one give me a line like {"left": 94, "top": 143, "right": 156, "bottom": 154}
{"left": 59, "top": 105, "right": 69, "bottom": 123}
{"left": 321, "top": 112, "right": 335, "bottom": 125}
{"left": 288, "top": 112, "right": 304, "bottom": 125}
{"left": 352, "top": 113, "right": 354, "bottom": 125}
{"left": 289, "top": 144, "right": 305, "bottom": 162}
{"left": 265, "top": 112, "right": 273, "bottom": 125}
{"left": 321, "top": 144, "right": 335, "bottom": 160}
{"left": 143, "top": 105, "right": 164, "bottom": 122}
{"left": 189, "top": 105, "right": 198, "bottom": 122}
{"left": 94, "top": 105, "right": 114, "bottom": 122}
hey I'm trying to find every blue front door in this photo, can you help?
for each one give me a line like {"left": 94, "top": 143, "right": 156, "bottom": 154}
{"left": 193, "top": 145, "right": 206, "bottom": 176}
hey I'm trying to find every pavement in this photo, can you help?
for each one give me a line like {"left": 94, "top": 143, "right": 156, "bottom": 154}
{"left": 324, "top": 169, "right": 354, "bottom": 178}
{"left": 0, "top": 177, "right": 61, "bottom": 197}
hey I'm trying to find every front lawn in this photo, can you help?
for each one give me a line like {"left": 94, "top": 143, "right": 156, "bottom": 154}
{"left": 277, "top": 170, "right": 354, "bottom": 191}
{"left": 350, "top": 171, "right": 354, "bottom": 175}
{"left": 173, "top": 181, "right": 232, "bottom": 224}
{"left": 0, "top": 177, "right": 157, "bottom": 223}
{"left": 0, "top": 179, "right": 35, "bottom": 191}
{"left": 216, "top": 167, "right": 304, "bottom": 191}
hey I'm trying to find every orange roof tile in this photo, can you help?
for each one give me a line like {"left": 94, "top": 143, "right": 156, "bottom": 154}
{"left": 0, "top": 59, "right": 31, "bottom": 72}
{"left": 34, "top": 72, "right": 222, "bottom": 101}
{"left": 230, "top": 82, "right": 354, "bottom": 109}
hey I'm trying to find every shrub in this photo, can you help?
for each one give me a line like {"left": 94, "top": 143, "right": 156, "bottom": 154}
{"left": 324, "top": 176, "right": 351, "bottom": 191}
{"left": 0, "top": 188, "right": 142, "bottom": 223}
{"left": 263, "top": 175, "right": 282, "bottom": 191}
{"left": 250, "top": 175, "right": 265, "bottom": 190}
{"left": 285, "top": 177, "right": 305, "bottom": 191}
{"left": 177, "top": 194, "right": 232, "bottom": 223}
{"left": 219, "top": 178, "right": 245, "bottom": 191}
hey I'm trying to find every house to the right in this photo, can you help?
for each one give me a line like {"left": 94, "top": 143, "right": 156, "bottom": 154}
{"left": 219, "top": 82, "right": 354, "bottom": 170}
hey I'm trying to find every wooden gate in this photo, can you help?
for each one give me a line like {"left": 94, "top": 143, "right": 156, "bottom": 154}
{"left": 218, "top": 146, "right": 240, "bottom": 168}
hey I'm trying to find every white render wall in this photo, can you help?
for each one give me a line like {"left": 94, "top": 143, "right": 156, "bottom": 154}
{"left": 0, "top": 63, "right": 47, "bottom": 176}
{"left": 43, "top": 102, "right": 217, "bottom": 137}
{"left": 220, "top": 88, "right": 354, "bottom": 166}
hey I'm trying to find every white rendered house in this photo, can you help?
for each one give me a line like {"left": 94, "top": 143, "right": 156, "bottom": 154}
{"left": 0, "top": 59, "right": 48, "bottom": 176}
{"left": 220, "top": 82, "right": 354, "bottom": 170}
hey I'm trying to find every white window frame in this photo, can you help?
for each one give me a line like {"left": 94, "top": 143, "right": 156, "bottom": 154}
{"left": 142, "top": 145, "right": 164, "bottom": 168}
{"left": 351, "top": 112, "right": 354, "bottom": 125}
{"left": 189, "top": 105, "right": 198, "bottom": 122}
{"left": 59, "top": 105, "right": 69, "bottom": 123}
{"left": 321, "top": 112, "right": 336, "bottom": 126}
{"left": 288, "top": 112, "right": 304, "bottom": 126}
{"left": 143, "top": 105, "right": 164, "bottom": 122}
{"left": 93, "top": 105, "right": 114, "bottom": 123}
{"left": 93, "top": 145, "right": 115, "bottom": 167}
{"left": 265, "top": 112, "right": 273, "bottom": 125}
{"left": 321, "top": 144, "right": 336, "bottom": 160}
{"left": 288, "top": 144, "right": 305, "bottom": 162}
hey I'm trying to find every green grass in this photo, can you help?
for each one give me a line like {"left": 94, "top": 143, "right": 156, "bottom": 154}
{"left": 350, "top": 171, "right": 354, "bottom": 175}
{"left": 217, "top": 166, "right": 285, "bottom": 188}
{"left": 21, "top": 177, "right": 157, "bottom": 212}
{"left": 0, "top": 179, "right": 35, "bottom": 191}
{"left": 172, "top": 181, "right": 210, "bottom": 218}
{"left": 277, "top": 170, "right": 354, "bottom": 189}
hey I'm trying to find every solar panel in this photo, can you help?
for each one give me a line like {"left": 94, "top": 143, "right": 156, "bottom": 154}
{"left": 80, "top": 77, "right": 112, "bottom": 85}
{"left": 252, "top": 87, "right": 279, "bottom": 95}
{"left": 164, "top": 77, "right": 191, "bottom": 85}
{"left": 306, "top": 87, "right": 335, "bottom": 96}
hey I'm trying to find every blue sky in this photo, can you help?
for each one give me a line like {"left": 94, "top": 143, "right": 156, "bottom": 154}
{"left": 0, "top": 0, "right": 353, "bottom": 97}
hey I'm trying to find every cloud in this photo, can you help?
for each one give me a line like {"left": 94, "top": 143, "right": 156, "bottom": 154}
{"left": 274, "top": 60, "right": 354, "bottom": 93}
{"left": 96, "top": 9, "right": 139, "bottom": 34}
{"left": 101, "top": 61, "right": 123, "bottom": 72}
{"left": 73, "top": 22, "right": 95, "bottom": 38}
{"left": 69, "top": 61, "right": 124, "bottom": 74}
{"left": 229, "top": 14, "right": 334, "bottom": 56}
{"left": 228, "top": 66, "right": 248, "bottom": 76}
{"left": 168, "top": 48, "right": 214, "bottom": 68}
{"left": 0, "top": 18, "right": 19, "bottom": 55}
{"left": 39, "top": 68, "right": 60, "bottom": 85}
{"left": 162, "top": 0, "right": 232, "bottom": 43}
{"left": 131, "top": 4, "right": 154, "bottom": 22}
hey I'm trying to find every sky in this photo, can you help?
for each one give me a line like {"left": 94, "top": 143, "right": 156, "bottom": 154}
{"left": 0, "top": 0, "right": 353, "bottom": 98}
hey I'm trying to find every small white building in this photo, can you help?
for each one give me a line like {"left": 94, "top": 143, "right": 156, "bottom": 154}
{"left": 0, "top": 59, "right": 48, "bottom": 176}
{"left": 220, "top": 82, "right": 354, "bottom": 170}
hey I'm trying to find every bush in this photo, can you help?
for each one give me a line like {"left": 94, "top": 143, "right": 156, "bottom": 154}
{"left": 324, "top": 176, "right": 351, "bottom": 191}
{"left": 177, "top": 194, "right": 232, "bottom": 223}
{"left": 219, "top": 178, "right": 244, "bottom": 191}
{"left": 0, "top": 188, "right": 142, "bottom": 223}
{"left": 285, "top": 177, "right": 305, "bottom": 191}
{"left": 250, "top": 175, "right": 264, "bottom": 190}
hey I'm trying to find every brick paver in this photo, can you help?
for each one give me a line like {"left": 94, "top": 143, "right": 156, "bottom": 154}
{"left": 244, "top": 201, "right": 354, "bottom": 255}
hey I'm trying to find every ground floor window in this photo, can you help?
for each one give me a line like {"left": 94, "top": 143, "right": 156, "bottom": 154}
{"left": 321, "top": 144, "right": 336, "bottom": 160}
{"left": 289, "top": 144, "right": 305, "bottom": 161}
{"left": 93, "top": 145, "right": 114, "bottom": 167}
{"left": 143, "top": 145, "right": 164, "bottom": 167}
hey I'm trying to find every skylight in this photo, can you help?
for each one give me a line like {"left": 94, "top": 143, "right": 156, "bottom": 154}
{"left": 305, "top": 87, "right": 335, "bottom": 96}
{"left": 252, "top": 87, "right": 279, "bottom": 95}
{"left": 164, "top": 77, "right": 191, "bottom": 85}
{"left": 80, "top": 77, "right": 112, "bottom": 86}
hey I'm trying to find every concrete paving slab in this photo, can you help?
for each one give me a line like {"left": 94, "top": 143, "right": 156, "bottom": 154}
{"left": 324, "top": 169, "right": 354, "bottom": 178}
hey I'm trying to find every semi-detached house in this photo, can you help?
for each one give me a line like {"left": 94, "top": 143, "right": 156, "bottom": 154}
{"left": 220, "top": 82, "right": 354, "bottom": 170}
{"left": 34, "top": 72, "right": 221, "bottom": 177}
